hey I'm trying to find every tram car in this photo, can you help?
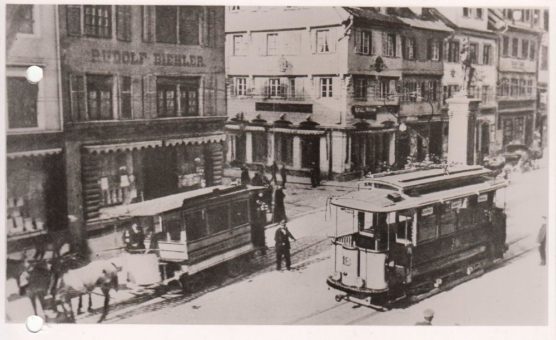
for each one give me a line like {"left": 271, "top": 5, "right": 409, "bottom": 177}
{"left": 100, "top": 184, "right": 266, "bottom": 291}
{"left": 326, "top": 165, "right": 507, "bottom": 308}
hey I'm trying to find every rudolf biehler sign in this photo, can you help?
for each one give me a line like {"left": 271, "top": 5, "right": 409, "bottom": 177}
{"left": 90, "top": 48, "right": 206, "bottom": 67}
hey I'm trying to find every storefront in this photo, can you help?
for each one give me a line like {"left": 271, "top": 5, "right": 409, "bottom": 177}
{"left": 350, "top": 130, "right": 395, "bottom": 173}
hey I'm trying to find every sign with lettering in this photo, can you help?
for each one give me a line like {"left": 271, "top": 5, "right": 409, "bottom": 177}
{"left": 451, "top": 199, "right": 462, "bottom": 210}
{"left": 351, "top": 106, "right": 377, "bottom": 120}
{"left": 422, "top": 206, "right": 434, "bottom": 216}
{"left": 478, "top": 194, "right": 488, "bottom": 203}
{"left": 91, "top": 48, "right": 205, "bottom": 67}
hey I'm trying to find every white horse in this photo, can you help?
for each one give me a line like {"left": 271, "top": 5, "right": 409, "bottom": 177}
{"left": 54, "top": 259, "right": 121, "bottom": 323}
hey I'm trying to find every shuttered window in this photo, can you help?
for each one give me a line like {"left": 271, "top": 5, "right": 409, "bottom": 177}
{"left": 84, "top": 5, "right": 112, "bottom": 38}
{"left": 66, "top": 5, "right": 82, "bottom": 36}
{"left": 69, "top": 74, "right": 86, "bottom": 121}
{"left": 7, "top": 77, "right": 38, "bottom": 129}
{"left": 116, "top": 6, "right": 132, "bottom": 41}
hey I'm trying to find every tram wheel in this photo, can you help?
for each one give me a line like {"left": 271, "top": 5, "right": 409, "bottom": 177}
{"left": 180, "top": 272, "right": 207, "bottom": 293}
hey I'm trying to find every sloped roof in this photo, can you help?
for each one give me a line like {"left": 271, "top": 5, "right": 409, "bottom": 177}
{"left": 396, "top": 16, "right": 453, "bottom": 32}
{"left": 343, "top": 7, "right": 406, "bottom": 27}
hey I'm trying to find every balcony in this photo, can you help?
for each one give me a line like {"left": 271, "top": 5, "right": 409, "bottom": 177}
{"left": 235, "top": 85, "right": 308, "bottom": 102}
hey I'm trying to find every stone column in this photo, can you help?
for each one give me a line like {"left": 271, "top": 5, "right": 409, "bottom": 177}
{"left": 226, "top": 135, "right": 233, "bottom": 163}
{"left": 267, "top": 132, "right": 274, "bottom": 166}
{"left": 331, "top": 130, "right": 347, "bottom": 174}
{"left": 446, "top": 93, "right": 480, "bottom": 165}
{"left": 293, "top": 135, "right": 302, "bottom": 169}
{"left": 319, "top": 135, "right": 328, "bottom": 174}
{"left": 245, "top": 132, "right": 253, "bottom": 164}
{"left": 388, "top": 132, "right": 396, "bottom": 165}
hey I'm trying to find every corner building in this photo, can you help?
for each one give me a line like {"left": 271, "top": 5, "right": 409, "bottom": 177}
{"left": 58, "top": 5, "right": 226, "bottom": 238}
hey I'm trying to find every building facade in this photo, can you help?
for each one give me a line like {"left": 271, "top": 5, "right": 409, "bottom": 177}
{"left": 432, "top": 7, "right": 499, "bottom": 163}
{"left": 5, "top": 5, "right": 67, "bottom": 254}
{"left": 489, "top": 8, "right": 543, "bottom": 150}
{"left": 537, "top": 9, "right": 549, "bottom": 148}
{"left": 57, "top": 5, "right": 227, "bottom": 241}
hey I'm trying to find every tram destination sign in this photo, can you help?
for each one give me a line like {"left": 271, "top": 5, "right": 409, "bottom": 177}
{"left": 90, "top": 48, "right": 206, "bottom": 67}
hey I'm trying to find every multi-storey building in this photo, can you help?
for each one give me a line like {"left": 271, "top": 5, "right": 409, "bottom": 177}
{"left": 6, "top": 5, "right": 67, "bottom": 254}
{"left": 537, "top": 9, "right": 549, "bottom": 147}
{"left": 225, "top": 6, "right": 453, "bottom": 178}
{"left": 489, "top": 8, "right": 543, "bottom": 150}
{"left": 57, "top": 5, "right": 227, "bottom": 244}
{"left": 430, "top": 7, "right": 499, "bottom": 162}
{"left": 387, "top": 8, "right": 452, "bottom": 164}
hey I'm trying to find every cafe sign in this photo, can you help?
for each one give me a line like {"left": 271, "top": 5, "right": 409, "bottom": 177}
{"left": 91, "top": 48, "right": 206, "bottom": 67}
{"left": 351, "top": 105, "right": 377, "bottom": 120}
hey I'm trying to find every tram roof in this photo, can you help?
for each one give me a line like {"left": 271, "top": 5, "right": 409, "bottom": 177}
{"left": 99, "top": 185, "right": 261, "bottom": 219}
{"left": 362, "top": 165, "right": 491, "bottom": 192}
{"left": 331, "top": 177, "right": 507, "bottom": 213}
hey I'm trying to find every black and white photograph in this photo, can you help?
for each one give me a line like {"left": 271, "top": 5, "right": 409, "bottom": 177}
{"left": 1, "top": 0, "right": 553, "bottom": 337}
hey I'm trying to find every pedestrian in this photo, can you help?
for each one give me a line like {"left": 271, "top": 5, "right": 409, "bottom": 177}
{"left": 415, "top": 309, "right": 434, "bottom": 326}
{"left": 252, "top": 193, "right": 268, "bottom": 255}
{"left": 123, "top": 223, "right": 146, "bottom": 253}
{"left": 271, "top": 161, "right": 279, "bottom": 184}
{"left": 310, "top": 162, "right": 320, "bottom": 188}
{"left": 280, "top": 164, "right": 288, "bottom": 188}
{"left": 538, "top": 216, "right": 547, "bottom": 266}
{"left": 273, "top": 186, "right": 286, "bottom": 223}
{"left": 240, "top": 165, "right": 250, "bottom": 185}
{"left": 251, "top": 171, "right": 264, "bottom": 186}
{"left": 274, "top": 221, "right": 296, "bottom": 270}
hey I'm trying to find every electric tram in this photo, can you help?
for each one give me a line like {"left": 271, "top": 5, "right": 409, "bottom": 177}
{"left": 326, "top": 165, "right": 507, "bottom": 308}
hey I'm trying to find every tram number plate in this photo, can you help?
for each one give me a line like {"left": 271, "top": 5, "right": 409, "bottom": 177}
{"left": 342, "top": 256, "right": 352, "bottom": 266}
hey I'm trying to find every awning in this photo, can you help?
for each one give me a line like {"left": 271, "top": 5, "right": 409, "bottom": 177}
{"left": 165, "top": 134, "right": 226, "bottom": 146}
{"left": 271, "top": 127, "right": 326, "bottom": 136}
{"left": 351, "top": 128, "right": 397, "bottom": 135}
{"left": 7, "top": 148, "right": 62, "bottom": 159}
{"left": 83, "top": 141, "right": 162, "bottom": 154}
{"left": 225, "top": 124, "right": 266, "bottom": 132}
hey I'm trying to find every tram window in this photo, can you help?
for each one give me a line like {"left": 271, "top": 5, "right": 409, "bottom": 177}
{"left": 184, "top": 210, "right": 208, "bottom": 241}
{"left": 417, "top": 206, "right": 438, "bottom": 243}
{"left": 439, "top": 202, "right": 457, "bottom": 236}
{"left": 395, "top": 210, "right": 413, "bottom": 244}
{"left": 231, "top": 200, "right": 249, "bottom": 227}
{"left": 355, "top": 211, "right": 389, "bottom": 251}
{"left": 207, "top": 204, "right": 230, "bottom": 234}
{"left": 163, "top": 211, "right": 182, "bottom": 241}
{"left": 458, "top": 197, "right": 475, "bottom": 229}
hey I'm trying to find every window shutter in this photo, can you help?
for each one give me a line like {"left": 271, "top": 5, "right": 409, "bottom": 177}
{"left": 142, "top": 74, "right": 157, "bottom": 118}
{"left": 114, "top": 75, "right": 120, "bottom": 119}
{"left": 401, "top": 37, "right": 406, "bottom": 59}
{"left": 370, "top": 31, "right": 376, "bottom": 55}
{"left": 395, "top": 34, "right": 402, "bottom": 58}
{"left": 142, "top": 6, "right": 155, "bottom": 43}
{"left": 427, "top": 39, "right": 432, "bottom": 60}
{"left": 438, "top": 41, "right": 443, "bottom": 61}
{"left": 66, "top": 5, "right": 82, "bottom": 36}
{"left": 310, "top": 29, "right": 317, "bottom": 54}
{"left": 69, "top": 74, "right": 86, "bottom": 121}
{"left": 382, "top": 32, "right": 387, "bottom": 56}
{"left": 353, "top": 29, "right": 360, "bottom": 53}
{"left": 116, "top": 6, "right": 132, "bottom": 42}
{"left": 131, "top": 77, "right": 142, "bottom": 119}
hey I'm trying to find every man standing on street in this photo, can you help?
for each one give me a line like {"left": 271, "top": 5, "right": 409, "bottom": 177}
{"left": 415, "top": 309, "right": 434, "bottom": 325}
{"left": 275, "top": 221, "right": 296, "bottom": 270}
{"left": 538, "top": 216, "right": 547, "bottom": 266}
{"left": 271, "top": 161, "right": 278, "bottom": 184}
{"left": 280, "top": 164, "right": 288, "bottom": 188}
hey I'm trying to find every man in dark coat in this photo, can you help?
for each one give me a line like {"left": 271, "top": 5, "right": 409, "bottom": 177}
{"left": 280, "top": 164, "right": 288, "bottom": 188}
{"left": 252, "top": 194, "right": 268, "bottom": 255}
{"left": 273, "top": 186, "right": 286, "bottom": 223}
{"left": 538, "top": 216, "right": 547, "bottom": 266}
{"left": 274, "top": 222, "right": 296, "bottom": 270}
{"left": 123, "top": 223, "right": 145, "bottom": 253}
{"left": 251, "top": 172, "right": 264, "bottom": 186}
{"left": 240, "top": 165, "right": 250, "bottom": 185}
{"left": 270, "top": 161, "right": 279, "bottom": 184}
{"left": 310, "top": 162, "right": 320, "bottom": 188}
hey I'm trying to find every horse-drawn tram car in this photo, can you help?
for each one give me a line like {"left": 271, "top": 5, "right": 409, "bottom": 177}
{"left": 326, "top": 165, "right": 508, "bottom": 309}
{"left": 100, "top": 184, "right": 266, "bottom": 291}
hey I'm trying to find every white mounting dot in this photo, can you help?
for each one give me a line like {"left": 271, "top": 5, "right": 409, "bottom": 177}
{"left": 25, "top": 66, "right": 43, "bottom": 84}
{"left": 25, "top": 315, "right": 44, "bottom": 333}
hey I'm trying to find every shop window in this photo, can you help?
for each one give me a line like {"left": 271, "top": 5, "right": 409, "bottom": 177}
{"left": 7, "top": 77, "right": 38, "bottom": 129}
{"left": 185, "top": 210, "right": 208, "bottom": 241}
{"left": 176, "top": 145, "right": 205, "bottom": 189}
{"left": 231, "top": 200, "right": 249, "bottom": 227}
{"left": 156, "top": 77, "right": 199, "bottom": 117}
{"left": 116, "top": 6, "right": 132, "bottom": 41}
{"left": 483, "top": 44, "right": 491, "bottom": 65}
{"left": 120, "top": 76, "right": 132, "bottom": 119}
{"left": 316, "top": 29, "right": 330, "bottom": 53}
{"left": 207, "top": 204, "right": 230, "bottom": 234}
{"left": 320, "top": 78, "right": 333, "bottom": 97}
{"left": 252, "top": 132, "right": 268, "bottom": 163}
{"left": 155, "top": 6, "right": 200, "bottom": 45}
{"left": 98, "top": 152, "right": 139, "bottom": 207}
{"left": 274, "top": 133, "right": 293, "bottom": 166}
{"left": 84, "top": 5, "right": 112, "bottom": 38}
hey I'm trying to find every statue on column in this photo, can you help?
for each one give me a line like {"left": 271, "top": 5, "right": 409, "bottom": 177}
{"left": 459, "top": 37, "right": 475, "bottom": 96}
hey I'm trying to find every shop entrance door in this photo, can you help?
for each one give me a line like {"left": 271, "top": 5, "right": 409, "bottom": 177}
{"left": 143, "top": 148, "right": 178, "bottom": 200}
{"left": 429, "top": 122, "right": 444, "bottom": 160}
